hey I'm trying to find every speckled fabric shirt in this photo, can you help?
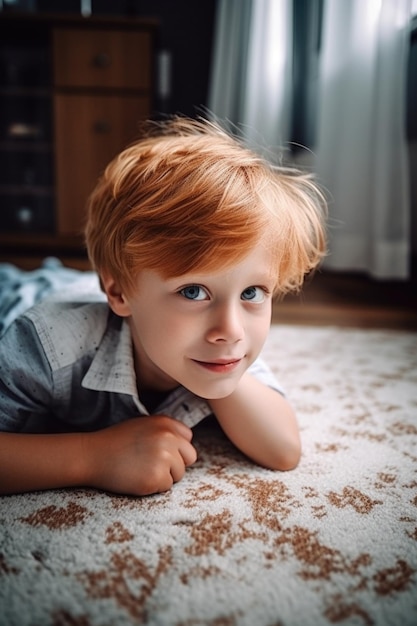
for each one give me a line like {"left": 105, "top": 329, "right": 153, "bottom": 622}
{"left": 0, "top": 301, "right": 283, "bottom": 434}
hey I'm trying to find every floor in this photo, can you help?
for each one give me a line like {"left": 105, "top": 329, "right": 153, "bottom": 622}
{"left": 272, "top": 270, "right": 417, "bottom": 331}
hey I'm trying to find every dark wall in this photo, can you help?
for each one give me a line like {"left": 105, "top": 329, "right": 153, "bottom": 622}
{"left": 133, "top": 0, "right": 217, "bottom": 117}
{"left": 36, "top": 0, "right": 217, "bottom": 118}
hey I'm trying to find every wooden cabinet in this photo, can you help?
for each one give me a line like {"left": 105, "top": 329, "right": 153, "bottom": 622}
{"left": 54, "top": 93, "right": 150, "bottom": 235}
{"left": 53, "top": 28, "right": 152, "bottom": 90}
{"left": 0, "top": 13, "right": 157, "bottom": 269}
{"left": 52, "top": 24, "right": 154, "bottom": 236}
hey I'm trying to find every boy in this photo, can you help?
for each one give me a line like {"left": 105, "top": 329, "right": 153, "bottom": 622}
{"left": 0, "top": 116, "right": 326, "bottom": 496}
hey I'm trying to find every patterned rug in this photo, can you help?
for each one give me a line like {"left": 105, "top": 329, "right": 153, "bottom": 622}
{"left": 1, "top": 324, "right": 416, "bottom": 626}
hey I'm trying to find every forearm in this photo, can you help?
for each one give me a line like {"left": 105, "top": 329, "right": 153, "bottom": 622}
{"left": 0, "top": 432, "right": 88, "bottom": 495}
{"left": 208, "top": 374, "right": 301, "bottom": 471}
{"left": 0, "top": 417, "right": 197, "bottom": 496}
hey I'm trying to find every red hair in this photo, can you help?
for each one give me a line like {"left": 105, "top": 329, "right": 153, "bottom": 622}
{"left": 85, "top": 116, "right": 327, "bottom": 296}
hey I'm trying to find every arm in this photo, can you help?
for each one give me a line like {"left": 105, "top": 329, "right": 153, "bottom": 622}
{"left": 0, "top": 416, "right": 197, "bottom": 496}
{"left": 208, "top": 373, "right": 301, "bottom": 471}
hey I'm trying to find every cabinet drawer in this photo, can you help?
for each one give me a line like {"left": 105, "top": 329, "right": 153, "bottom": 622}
{"left": 53, "top": 28, "right": 151, "bottom": 90}
{"left": 54, "top": 93, "right": 149, "bottom": 234}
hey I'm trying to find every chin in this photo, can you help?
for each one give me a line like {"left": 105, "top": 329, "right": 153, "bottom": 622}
{"left": 197, "top": 383, "right": 239, "bottom": 401}
{"left": 180, "top": 370, "right": 244, "bottom": 401}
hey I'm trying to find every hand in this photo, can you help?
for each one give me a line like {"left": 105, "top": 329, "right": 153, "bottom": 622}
{"left": 83, "top": 416, "right": 197, "bottom": 496}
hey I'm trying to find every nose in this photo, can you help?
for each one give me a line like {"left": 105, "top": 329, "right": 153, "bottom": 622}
{"left": 205, "top": 301, "right": 245, "bottom": 344}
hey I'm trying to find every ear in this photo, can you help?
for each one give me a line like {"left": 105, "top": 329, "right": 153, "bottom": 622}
{"left": 100, "top": 272, "right": 132, "bottom": 317}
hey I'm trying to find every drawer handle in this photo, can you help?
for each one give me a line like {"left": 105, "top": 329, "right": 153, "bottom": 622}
{"left": 93, "top": 120, "right": 111, "bottom": 134}
{"left": 93, "top": 52, "right": 112, "bottom": 68}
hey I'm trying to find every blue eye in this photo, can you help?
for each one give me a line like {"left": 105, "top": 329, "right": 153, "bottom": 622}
{"left": 241, "top": 286, "right": 265, "bottom": 303}
{"left": 179, "top": 285, "right": 208, "bottom": 300}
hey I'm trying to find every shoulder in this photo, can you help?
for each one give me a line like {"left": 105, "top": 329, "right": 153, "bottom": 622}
{"left": 248, "top": 357, "right": 285, "bottom": 395}
{"left": 24, "top": 299, "right": 109, "bottom": 327}
{"left": 23, "top": 299, "right": 110, "bottom": 332}
{"left": 22, "top": 301, "right": 114, "bottom": 369}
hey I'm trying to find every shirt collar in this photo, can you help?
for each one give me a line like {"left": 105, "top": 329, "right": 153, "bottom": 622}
{"left": 82, "top": 314, "right": 140, "bottom": 400}
{"left": 81, "top": 310, "right": 212, "bottom": 424}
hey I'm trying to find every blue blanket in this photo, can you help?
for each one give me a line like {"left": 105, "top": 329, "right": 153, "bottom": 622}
{"left": 0, "top": 258, "right": 102, "bottom": 337}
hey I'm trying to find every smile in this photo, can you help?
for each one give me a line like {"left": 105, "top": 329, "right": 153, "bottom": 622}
{"left": 192, "top": 358, "right": 243, "bottom": 373}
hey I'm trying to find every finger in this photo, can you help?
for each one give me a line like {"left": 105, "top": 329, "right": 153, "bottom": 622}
{"left": 179, "top": 439, "right": 197, "bottom": 467}
{"left": 142, "top": 464, "right": 174, "bottom": 495}
{"left": 169, "top": 452, "right": 187, "bottom": 484}
{"left": 158, "top": 416, "right": 193, "bottom": 442}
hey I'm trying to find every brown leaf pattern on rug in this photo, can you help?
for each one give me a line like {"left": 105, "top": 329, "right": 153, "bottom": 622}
{"left": 78, "top": 546, "right": 173, "bottom": 623}
{"left": 326, "top": 487, "right": 383, "bottom": 513}
{"left": 20, "top": 501, "right": 92, "bottom": 529}
{"left": 1, "top": 326, "right": 417, "bottom": 625}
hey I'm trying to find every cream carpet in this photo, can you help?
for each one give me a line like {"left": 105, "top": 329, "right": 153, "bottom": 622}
{"left": 1, "top": 324, "right": 416, "bottom": 626}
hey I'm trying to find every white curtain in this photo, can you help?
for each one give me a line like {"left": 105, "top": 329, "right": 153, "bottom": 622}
{"left": 208, "top": 0, "right": 293, "bottom": 157}
{"left": 208, "top": 0, "right": 413, "bottom": 279}
{"left": 316, "top": 0, "right": 412, "bottom": 278}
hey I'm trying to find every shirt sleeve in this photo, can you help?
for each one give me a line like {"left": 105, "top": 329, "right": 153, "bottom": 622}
{"left": 247, "top": 357, "right": 285, "bottom": 395}
{"left": 0, "top": 316, "right": 54, "bottom": 432}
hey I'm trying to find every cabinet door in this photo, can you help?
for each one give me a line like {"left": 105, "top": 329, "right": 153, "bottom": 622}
{"left": 54, "top": 93, "right": 149, "bottom": 235}
{"left": 53, "top": 28, "right": 151, "bottom": 90}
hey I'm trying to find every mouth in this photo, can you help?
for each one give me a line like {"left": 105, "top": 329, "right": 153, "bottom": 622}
{"left": 192, "top": 358, "right": 243, "bottom": 374}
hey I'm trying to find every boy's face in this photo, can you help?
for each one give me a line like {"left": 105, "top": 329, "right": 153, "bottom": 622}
{"left": 111, "top": 245, "right": 275, "bottom": 400}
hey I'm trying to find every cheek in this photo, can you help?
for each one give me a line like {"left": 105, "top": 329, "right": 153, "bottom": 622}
{"left": 251, "top": 312, "right": 272, "bottom": 346}
{"left": 144, "top": 313, "right": 192, "bottom": 350}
